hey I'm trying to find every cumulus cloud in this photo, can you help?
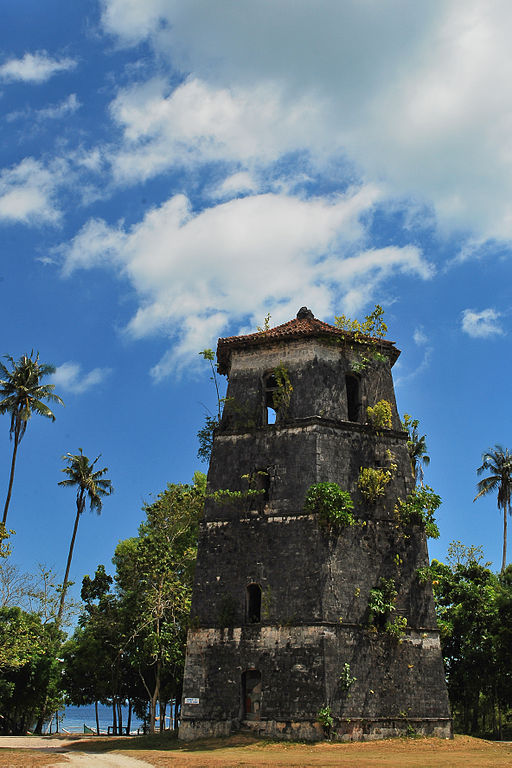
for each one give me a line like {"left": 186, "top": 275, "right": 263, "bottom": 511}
{"left": 461, "top": 308, "right": 505, "bottom": 338}
{"left": 0, "top": 51, "right": 76, "bottom": 83}
{"left": 51, "top": 362, "right": 112, "bottom": 394}
{"left": 0, "top": 158, "right": 68, "bottom": 225}
{"left": 108, "top": 76, "right": 325, "bottom": 184}
{"left": 60, "top": 188, "right": 434, "bottom": 378}
{"left": 100, "top": 0, "right": 512, "bottom": 243}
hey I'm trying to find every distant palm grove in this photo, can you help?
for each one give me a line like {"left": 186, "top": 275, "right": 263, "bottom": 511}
{"left": 0, "top": 344, "right": 512, "bottom": 738}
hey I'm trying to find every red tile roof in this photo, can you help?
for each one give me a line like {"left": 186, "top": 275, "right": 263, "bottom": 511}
{"left": 217, "top": 307, "right": 399, "bottom": 373}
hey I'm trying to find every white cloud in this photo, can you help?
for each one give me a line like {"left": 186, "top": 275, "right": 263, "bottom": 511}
{"left": 413, "top": 328, "right": 428, "bottom": 346}
{"left": 0, "top": 158, "right": 67, "bottom": 225}
{"left": 461, "top": 308, "right": 505, "bottom": 338}
{"left": 100, "top": 0, "right": 512, "bottom": 243}
{"left": 212, "top": 171, "right": 258, "bottom": 199}
{"left": 0, "top": 51, "right": 76, "bottom": 83}
{"left": 108, "top": 76, "right": 324, "bottom": 184}
{"left": 60, "top": 188, "right": 434, "bottom": 378}
{"left": 7, "top": 94, "right": 81, "bottom": 123}
{"left": 52, "top": 362, "right": 112, "bottom": 394}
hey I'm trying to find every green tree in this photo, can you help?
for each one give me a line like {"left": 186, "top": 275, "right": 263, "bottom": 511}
{"left": 57, "top": 450, "right": 113, "bottom": 623}
{"left": 0, "top": 606, "right": 63, "bottom": 734}
{"left": 431, "top": 552, "right": 500, "bottom": 735}
{"left": 401, "top": 414, "right": 430, "bottom": 485}
{"left": 115, "top": 473, "right": 205, "bottom": 733}
{"left": 62, "top": 566, "right": 128, "bottom": 735}
{"left": 474, "top": 445, "right": 512, "bottom": 572}
{"left": 0, "top": 352, "right": 63, "bottom": 525}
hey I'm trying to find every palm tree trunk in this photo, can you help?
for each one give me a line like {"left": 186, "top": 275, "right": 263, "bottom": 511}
{"left": 502, "top": 502, "right": 508, "bottom": 573}
{"left": 95, "top": 701, "right": 100, "bottom": 735}
{"left": 2, "top": 424, "right": 20, "bottom": 525}
{"left": 57, "top": 495, "right": 83, "bottom": 623}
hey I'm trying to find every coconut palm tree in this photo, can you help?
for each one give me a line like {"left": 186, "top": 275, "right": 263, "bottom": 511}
{"left": 57, "top": 449, "right": 113, "bottom": 623}
{"left": 474, "top": 445, "right": 512, "bottom": 573}
{"left": 0, "top": 352, "right": 63, "bottom": 525}
{"left": 402, "top": 414, "right": 430, "bottom": 485}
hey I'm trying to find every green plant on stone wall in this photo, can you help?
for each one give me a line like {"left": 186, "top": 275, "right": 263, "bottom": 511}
{"left": 358, "top": 467, "right": 391, "bottom": 503}
{"left": 416, "top": 565, "right": 435, "bottom": 584}
{"left": 272, "top": 363, "right": 293, "bottom": 413}
{"left": 358, "top": 451, "right": 396, "bottom": 504}
{"left": 304, "top": 483, "right": 356, "bottom": 530}
{"left": 367, "top": 399, "right": 392, "bottom": 429}
{"left": 339, "top": 662, "right": 357, "bottom": 694}
{"left": 335, "top": 305, "right": 389, "bottom": 373}
{"left": 394, "top": 485, "right": 441, "bottom": 539}
{"left": 209, "top": 487, "right": 265, "bottom": 507}
{"left": 368, "top": 577, "right": 398, "bottom": 629}
{"left": 385, "top": 614, "right": 408, "bottom": 639}
{"left": 317, "top": 705, "right": 334, "bottom": 736}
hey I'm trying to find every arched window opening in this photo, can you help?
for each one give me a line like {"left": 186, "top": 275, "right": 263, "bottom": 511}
{"left": 345, "top": 375, "right": 360, "bottom": 422}
{"left": 246, "top": 583, "right": 262, "bottom": 624}
{"left": 264, "top": 373, "right": 278, "bottom": 425}
{"left": 242, "top": 669, "right": 262, "bottom": 721}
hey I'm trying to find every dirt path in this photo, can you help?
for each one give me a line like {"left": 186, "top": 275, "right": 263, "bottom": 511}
{"left": 49, "top": 753, "right": 151, "bottom": 768}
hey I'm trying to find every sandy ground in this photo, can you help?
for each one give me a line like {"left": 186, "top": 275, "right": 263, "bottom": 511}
{"left": 1, "top": 733, "right": 512, "bottom": 768}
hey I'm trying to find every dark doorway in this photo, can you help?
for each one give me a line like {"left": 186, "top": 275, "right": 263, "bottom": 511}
{"left": 242, "top": 669, "right": 262, "bottom": 720}
{"left": 246, "top": 583, "right": 262, "bottom": 623}
{"left": 345, "top": 374, "right": 360, "bottom": 422}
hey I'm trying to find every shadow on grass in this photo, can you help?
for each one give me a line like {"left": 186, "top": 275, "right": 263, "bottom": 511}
{"left": 67, "top": 732, "right": 264, "bottom": 754}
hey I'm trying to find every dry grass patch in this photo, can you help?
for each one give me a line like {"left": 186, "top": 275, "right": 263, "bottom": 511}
{"left": 117, "top": 734, "right": 512, "bottom": 768}
{"left": 3, "top": 733, "right": 512, "bottom": 768}
{"left": 0, "top": 752, "right": 65, "bottom": 768}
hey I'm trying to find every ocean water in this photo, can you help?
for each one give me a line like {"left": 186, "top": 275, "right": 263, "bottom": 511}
{"left": 48, "top": 703, "right": 146, "bottom": 735}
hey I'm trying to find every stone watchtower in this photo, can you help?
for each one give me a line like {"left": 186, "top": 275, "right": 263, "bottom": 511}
{"left": 180, "top": 308, "right": 451, "bottom": 741}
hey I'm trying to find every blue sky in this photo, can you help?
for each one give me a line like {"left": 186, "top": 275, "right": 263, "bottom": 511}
{"left": 1, "top": 0, "right": 512, "bottom": 609}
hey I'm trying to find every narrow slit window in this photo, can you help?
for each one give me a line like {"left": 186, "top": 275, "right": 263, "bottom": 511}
{"left": 246, "top": 583, "right": 262, "bottom": 623}
{"left": 345, "top": 375, "right": 360, "bottom": 422}
{"left": 264, "top": 374, "right": 278, "bottom": 425}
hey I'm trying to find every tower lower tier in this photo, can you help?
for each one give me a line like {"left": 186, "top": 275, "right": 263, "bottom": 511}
{"left": 179, "top": 624, "right": 452, "bottom": 741}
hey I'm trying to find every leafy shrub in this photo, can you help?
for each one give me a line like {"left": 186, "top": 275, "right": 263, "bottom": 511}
{"left": 304, "top": 483, "right": 356, "bottom": 530}
{"left": 272, "top": 363, "right": 293, "bottom": 413}
{"left": 358, "top": 467, "right": 391, "bottom": 503}
{"left": 317, "top": 705, "right": 334, "bottom": 734}
{"left": 339, "top": 662, "right": 357, "bottom": 693}
{"left": 367, "top": 399, "right": 392, "bottom": 429}
{"left": 385, "top": 614, "right": 408, "bottom": 638}
{"left": 394, "top": 486, "right": 441, "bottom": 539}
{"left": 368, "top": 577, "right": 398, "bottom": 628}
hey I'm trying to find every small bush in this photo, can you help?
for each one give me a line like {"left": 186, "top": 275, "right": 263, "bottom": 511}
{"left": 394, "top": 486, "right": 441, "bottom": 539}
{"left": 358, "top": 467, "right": 391, "bottom": 503}
{"left": 304, "top": 483, "right": 356, "bottom": 530}
{"left": 385, "top": 614, "right": 408, "bottom": 639}
{"left": 367, "top": 399, "right": 392, "bottom": 429}
{"left": 317, "top": 705, "right": 334, "bottom": 735}
{"left": 339, "top": 662, "right": 357, "bottom": 693}
{"left": 368, "top": 577, "right": 398, "bottom": 628}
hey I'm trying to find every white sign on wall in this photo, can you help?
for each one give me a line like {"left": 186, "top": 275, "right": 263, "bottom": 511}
{"left": 184, "top": 697, "right": 200, "bottom": 705}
